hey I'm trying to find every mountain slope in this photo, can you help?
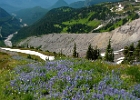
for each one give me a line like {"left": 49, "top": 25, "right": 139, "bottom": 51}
{"left": 0, "top": 7, "right": 21, "bottom": 38}
{"left": 69, "top": 1, "right": 85, "bottom": 8}
{"left": 12, "top": 1, "right": 139, "bottom": 44}
{"left": 15, "top": 6, "right": 48, "bottom": 25}
{"left": 12, "top": 5, "right": 113, "bottom": 42}
{"left": 18, "top": 18, "right": 140, "bottom": 57}
{"left": 49, "top": 0, "right": 69, "bottom": 9}
{"left": 0, "top": 0, "right": 84, "bottom": 12}
{"left": 85, "top": 0, "right": 121, "bottom": 6}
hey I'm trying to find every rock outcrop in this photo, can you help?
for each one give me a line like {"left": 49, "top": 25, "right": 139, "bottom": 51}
{"left": 18, "top": 18, "right": 140, "bottom": 57}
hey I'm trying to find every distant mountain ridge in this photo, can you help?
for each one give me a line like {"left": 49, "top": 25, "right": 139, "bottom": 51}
{"left": 11, "top": 1, "right": 139, "bottom": 44}
{"left": 17, "top": 18, "right": 140, "bottom": 57}
{"left": 15, "top": 6, "right": 48, "bottom": 25}
{"left": 0, "top": 0, "right": 84, "bottom": 12}
{"left": 50, "top": 0, "right": 68, "bottom": 9}
{"left": 0, "top": 0, "right": 121, "bottom": 13}
{"left": 85, "top": 0, "right": 121, "bottom": 6}
{"left": 0, "top": 7, "right": 21, "bottom": 38}
{"left": 69, "top": 1, "right": 85, "bottom": 8}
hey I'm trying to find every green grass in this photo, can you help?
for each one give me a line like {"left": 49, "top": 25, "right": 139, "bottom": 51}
{"left": 63, "top": 19, "right": 101, "bottom": 27}
{"left": 0, "top": 50, "right": 140, "bottom": 99}
{"left": 87, "top": 20, "right": 101, "bottom": 27}
{"left": 0, "top": 51, "right": 33, "bottom": 100}
{"left": 62, "top": 27, "right": 69, "bottom": 33}
{"left": 62, "top": 11, "right": 101, "bottom": 29}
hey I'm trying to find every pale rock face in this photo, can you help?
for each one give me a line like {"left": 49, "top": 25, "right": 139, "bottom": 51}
{"left": 18, "top": 18, "right": 140, "bottom": 57}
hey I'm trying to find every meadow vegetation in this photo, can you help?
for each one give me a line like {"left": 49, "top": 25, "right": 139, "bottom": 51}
{"left": 0, "top": 50, "right": 140, "bottom": 100}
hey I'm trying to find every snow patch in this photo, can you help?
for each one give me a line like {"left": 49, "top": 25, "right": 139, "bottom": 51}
{"left": 1, "top": 48, "right": 55, "bottom": 61}
{"left": 19, "top": 18, "right": 23, "bottom": 23}
{"left": 94, "top": 24, "right": 103, "bottom": 30}
{"left": 116, "top": 60, "right": 123, "bottom": 64}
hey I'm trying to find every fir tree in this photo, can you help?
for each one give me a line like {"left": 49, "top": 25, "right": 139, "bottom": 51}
{"left": 86, "top": 44, "right": 101, "bottom": 60}
{"left": 128, "top": 43, "right": 135, "bottom": 62}
{"left": 105, "top": 39, "right": 114, "bottom": 62}
{"left": 123, "top": 46, "right": 129, "bottom": 62}
{"left": 86, "top": 44, "right": 93, "bottom": 60}
{"left": 134, "top": 40, "right": 140, "bottom": 61}
{"left": 123, "top": 43, "right": 135, "bottom": 63}
{"left": 73, "top": 43, "right": 78, "bottom": 58}
{"left": 93, "top": 46, "right": 101, "bottom": 60}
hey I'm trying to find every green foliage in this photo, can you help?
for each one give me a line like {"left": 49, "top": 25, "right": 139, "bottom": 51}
{"left": 73, "top": 43, "right": 78, "bottom": 58}
{"left": 0, "top": 40, "right": 5, "bottom": 46}
{"left": 123, "top": 41, "right": 140, "bottom": 64}
{"left": 27, "top": 55, "right": 32, "bottom": 59}
{"left": 134, "top": 41, "right": 140, "bottom": 61}
{"left": 0, "top": 7, "right": 21, "bottom": 37}
{"left": 86, "top": 44, "right": 93, "bottom": 60}
{"left": 86, "top": 44, "right": 101, "bottom": 60}
{"left": 67, "top": 24, "right": 92, "bottom": 33}
{"left": 15, "top": 6, "right": 48, "bottom": 25}
{"left": 1, "top": 50, "right": 140, "bottom": 100}
{"left": 23, "top": 93, "right": 34, "bottom": 100}
{"left": 11, "top": 5, "right": 114, "bottom": 43}
{"left": 94, "top": 11, "right": 139, "bottom": 32}
{"left": 126, "top": 66, "right": 140, "bottom": 83}
{"left": 105, "top": 39, "right": 114, "bottom": 62}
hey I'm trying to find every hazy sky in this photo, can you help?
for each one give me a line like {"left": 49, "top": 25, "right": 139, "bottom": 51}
{"left": 0, "top": 0, "right": 85, "bottom": 8}
{"left": 0, "top": 0, "right": 86, "bottom": 13}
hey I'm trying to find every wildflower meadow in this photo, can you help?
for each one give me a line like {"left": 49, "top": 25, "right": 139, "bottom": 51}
{"left": 0, "top": 52, "right": 140, "bottom": 100}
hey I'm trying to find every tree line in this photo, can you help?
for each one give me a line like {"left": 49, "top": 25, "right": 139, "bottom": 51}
{"left": 73, "top": 39, "right": 140, "bottom": 64}
{"left": 73, "top": 39, "right": 114, "bottom": 62}
{"left": 123, "top": 40, "right": 140, "bottom": 64}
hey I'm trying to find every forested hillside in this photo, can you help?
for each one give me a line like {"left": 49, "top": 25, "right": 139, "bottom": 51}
{"left": 12, "top": 4, "right": 111, "bottom": 43}
{"left": 0, "top": 7, "right": 21, "bottom": 39}
{"left": 15, "top": 6, "right": 48, "bottom": 25}
{"left": 12, "top": 1, "right": 139, "bottom": 44}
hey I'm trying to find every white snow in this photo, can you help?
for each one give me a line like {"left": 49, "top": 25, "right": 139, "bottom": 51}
{"left": 116, "top": 57, "right": 125, "bottom": 64}
{"left": 116, "top": 60, "right": 124, "bottom": 64}
{"left": 114, "top": 49, "right": 124, "bottom": 54}
{"left": 23, "top": 24, "right": 28, "bottom": 27}
{"left": 117, "top": 57, "right": 125, "bottom": 61}
{"left": 1, "top": 48, "right": 55, "bottom": 61}
{"left": 19, "top": 18, "right": 23, "bottom": 23}
{"left": 101, "top": 53, "right": 105, "bottom": 57}
{"left": 116, "top": 3, "right": 124, "bottom": 12}
{"left": 94, "top": 24, "right": 103, "bottom": 30}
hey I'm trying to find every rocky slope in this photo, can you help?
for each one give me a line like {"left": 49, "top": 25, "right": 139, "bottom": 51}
{"left": 18, "top": 18, "right": 140, "bottom": 57}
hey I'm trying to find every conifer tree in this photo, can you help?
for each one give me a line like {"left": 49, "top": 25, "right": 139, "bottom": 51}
{"left": 86, "top": 44, "right": 93, "bottom": 60}
{"left": 86, "top": 44, "right": 101, "bottom": 60}
{"left": 123, "top": 43, "right": 135, "bottom": 63}
{"left": 93, "top": 46, "right": 101, "bottom": 60}
{"left": 128, "top": 43, "right": 135, "bottom": 62}
{"left": 134, "top": 41, "right": 140, "bottom": 61}
{"left": 73, "top": 43, "right": 78, "bottom": 58}
{"left": 105, "top": 39, "right": 114, "bottom": 62}
{"left": 123, "top": 46, "right": 129, "bottom": 62}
